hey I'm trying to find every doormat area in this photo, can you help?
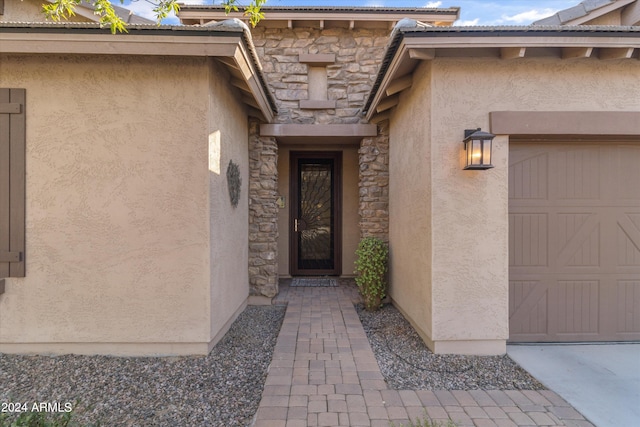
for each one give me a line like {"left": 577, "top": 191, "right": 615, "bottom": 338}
{"left": 290, "top": 278, "right": 338, "bottom": 287}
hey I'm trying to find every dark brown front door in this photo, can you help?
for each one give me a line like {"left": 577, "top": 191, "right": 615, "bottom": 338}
{"left": 290, "top": 152, "right": 342, "bottom": 276}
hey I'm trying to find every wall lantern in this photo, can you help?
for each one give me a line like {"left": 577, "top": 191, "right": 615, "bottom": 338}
{"left": 463, "top": 128, "right": 495, "bottom": 170}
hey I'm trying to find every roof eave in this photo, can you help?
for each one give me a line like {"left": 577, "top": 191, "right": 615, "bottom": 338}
{"left": 364, "top": 25, "right": 640, "bottom": 121}
{"left": 177, "top": 6, "right": 460, "bottom": 27}
{"left": 0, "top": 21, "right": 276, "bottom": 121}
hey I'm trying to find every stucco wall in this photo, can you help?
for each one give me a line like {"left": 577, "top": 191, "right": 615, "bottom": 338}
{"left": 388, "top": 61, "right": 433, "bottom": 345}
{"left": 0, "top": 54, "right": 247, "bottom": 355}
{"left": 277, "top": 145, "right": 359, "bottom": 277}
{"left": 0, "top": 0, "right": 93, "bottom": 22}
{"left": 207, "top": 59, "right": 250, "bottom": 346}
{"left": 391, "top": 56, "right": 640, "bottom": 354}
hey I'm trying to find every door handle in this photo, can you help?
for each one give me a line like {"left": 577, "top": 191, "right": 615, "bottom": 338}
{"left": 294, "top": 218, "right": 299, "bottom": 232}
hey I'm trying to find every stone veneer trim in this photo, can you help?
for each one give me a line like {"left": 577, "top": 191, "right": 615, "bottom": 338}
{"left": 248, "top": 120, "right": 279, "bottom": 298}
{"left": 359, "top": 122, "right": 390, "bottom": 242}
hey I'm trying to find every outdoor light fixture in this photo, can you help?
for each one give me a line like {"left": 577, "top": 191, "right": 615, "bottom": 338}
{"left": 463, "top": 128, "right": 495, "bottom": 170}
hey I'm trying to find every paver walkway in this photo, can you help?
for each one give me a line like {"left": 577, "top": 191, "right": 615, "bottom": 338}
{"left": 252, "top": 284, "right": 595, "bottom": 427}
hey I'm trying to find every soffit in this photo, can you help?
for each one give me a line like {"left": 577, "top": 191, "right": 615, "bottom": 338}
{"left": 0, "top": 20, "right": 276, "bottom": 122}
{"left": 364, "top": 23, "right": 640, "bottom": 122}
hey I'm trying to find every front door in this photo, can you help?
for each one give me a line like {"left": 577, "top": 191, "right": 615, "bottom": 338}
{"left": 290, "top": 152, "right": 342, "bottom": 276}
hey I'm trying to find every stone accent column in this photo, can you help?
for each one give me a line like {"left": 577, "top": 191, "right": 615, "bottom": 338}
{"left": 358, "top": 121, "right": 389, "bottom": 242}
{"left": 248, "top": 120, "right": 279, "bottom": 297}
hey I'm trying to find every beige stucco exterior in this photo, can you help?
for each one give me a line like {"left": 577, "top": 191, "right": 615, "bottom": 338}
{"left": 2, "top": 3, "right": 639, "bottom": 357}
{"left": 387, "top": 61, "right": 434, "bottom": 346}
{"left": 207, "top": 60, "right": 251, "bottom": 345}
{"left": 0, "top": 54, "right": 250, "bottom": 356}
{"left": 388, "top": 56, "right": 640, "bottom": 354}
{"left": 1, "top": 0, "right": 93, "bottom": 22}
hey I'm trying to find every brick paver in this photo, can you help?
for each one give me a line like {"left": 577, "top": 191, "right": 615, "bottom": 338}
{"left": 253, "top": 283, "right": 595, "bottom": 427}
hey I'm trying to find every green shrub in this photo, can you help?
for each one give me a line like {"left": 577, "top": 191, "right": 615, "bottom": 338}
{"left": 0, "top": 411, "right": 74, "bottom": 427}
{"left": 0, "top": 403, "right": 93, "bottom": 427}
{"left": 354, "top": 237, "right": 389, "bottom": 311}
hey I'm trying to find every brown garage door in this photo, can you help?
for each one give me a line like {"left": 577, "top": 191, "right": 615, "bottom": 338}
{"left": 509, "top": 143, "right": 640, "bottom": 342}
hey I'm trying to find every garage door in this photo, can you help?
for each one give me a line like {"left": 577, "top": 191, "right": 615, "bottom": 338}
{"left": 509, "top": 143, "right": 640, "bottom": 342}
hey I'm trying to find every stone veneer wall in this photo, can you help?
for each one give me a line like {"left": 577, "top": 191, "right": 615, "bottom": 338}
{"left": 248, "top": 27, "right": 391, "bottom": 294}
{"left": 248, "top": 120, "right": 279, "bottom": 297}
{"left": 251, "top": 27, "right": 389, "bottom": 125}
{"left": 359, "top": 121, "right": 390, "bottom": 241}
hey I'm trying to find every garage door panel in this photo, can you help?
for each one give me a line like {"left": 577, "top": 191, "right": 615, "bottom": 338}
{"left": 509, "top": 280, "right": 548, "bottom": 335}
{"left": 510, "top": 143, "right": 640, "bottom": 342}
{"left": 509, "top": 213, "right": 548, "bottom": 267}
{"left": 618, "top": 280, "right": 640, "bottom": 334}
{"left": 556, "top": 280, "right": 600, "bottom": 335}
{"left": 616, "top": 146, "right": 640, "bottom": 201}
{"left": 557, "top": 213, "right": 600, "bottom": 268}
{"left": 554, "top": 147, "right": 601, "bottom": 200}
{"left": 509, "top": 151, "right": 548, "bottom": 200}
{"left": 617, "top": 214, "right": 640, "bottom": 266}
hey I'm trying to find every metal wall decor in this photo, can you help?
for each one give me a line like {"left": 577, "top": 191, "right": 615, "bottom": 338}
{"left": 226, "top": 160, "right": 241, "bottom": 208}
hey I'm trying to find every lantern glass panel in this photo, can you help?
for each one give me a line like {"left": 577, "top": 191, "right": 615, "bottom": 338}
{"left": 482, "top": 139, "right": 492, "bottom": 165}
{"left": 472, "top": 139, "right": 482, "bottom": 166}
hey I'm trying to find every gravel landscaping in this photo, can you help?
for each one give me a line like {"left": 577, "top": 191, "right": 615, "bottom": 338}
{"left": 1, "top": 292, "right": 545, "bottom": 426}
{"left": 0, "top": 305, "right": 285, "bottom": 427}
{"left": 356, "top": 303, "right": 545, "bottom": 390}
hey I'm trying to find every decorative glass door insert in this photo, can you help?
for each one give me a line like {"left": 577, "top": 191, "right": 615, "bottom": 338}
{"left": 290, "top": 152, "right": 342, "bottom": 276}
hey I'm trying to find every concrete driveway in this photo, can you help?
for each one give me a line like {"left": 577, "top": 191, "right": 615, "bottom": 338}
{"left": 507, "top": 343, "right": 640, "bottom": 427}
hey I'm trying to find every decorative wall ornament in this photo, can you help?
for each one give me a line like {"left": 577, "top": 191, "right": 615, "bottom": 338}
{"left": 226, "top": 160, "right": 241, "bottom": 208}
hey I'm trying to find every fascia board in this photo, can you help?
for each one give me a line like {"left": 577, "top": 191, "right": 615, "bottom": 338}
{"left": 0, "top": 32, "right": 241, "bottom": 56}
{"left": 365, "top": 39, "right": 412, "bottom": 122}
{"left": 178, "top": 10, "right": 458, "bottom": 24}
{"left": 399, "top": 33, "right": 640, "bottom": 49}
{"left": 232, "top": 43, "right": 275, "bottom": 122}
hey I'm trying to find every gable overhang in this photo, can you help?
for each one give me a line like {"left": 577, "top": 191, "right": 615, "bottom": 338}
{"left": 533, "top": 0, "right": 639, "bottom": 26}
{"left": 0, "top": 21, "right": 277, "bottom": 122}
{"left": 562, "top": 0, "right": 636, "bottom": 25}
{"left": 364, "top": 24, "right": 640, "bottom": 122}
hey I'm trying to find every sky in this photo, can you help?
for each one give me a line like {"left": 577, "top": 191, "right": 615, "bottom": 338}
{"left": 119, "top": 0, "right": 582, "bottom": 26}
